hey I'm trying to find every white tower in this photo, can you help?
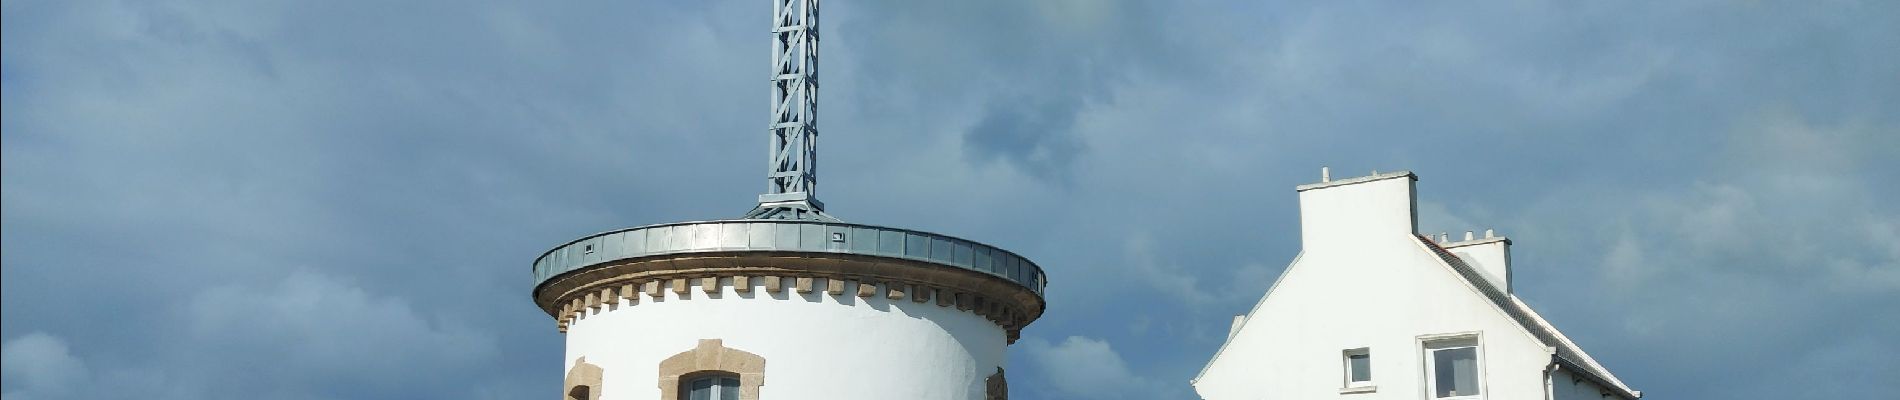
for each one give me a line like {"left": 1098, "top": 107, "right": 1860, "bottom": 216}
{"left": 531, "top": 2, "right": 1047, "bottom": 399}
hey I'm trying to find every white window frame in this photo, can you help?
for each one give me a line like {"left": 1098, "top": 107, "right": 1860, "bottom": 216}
{"left": 1419, "top": 332, "right": 1485, "bottom": 400}
{"left": 1345, "top": 346, "right": 1375, "bottom": 386}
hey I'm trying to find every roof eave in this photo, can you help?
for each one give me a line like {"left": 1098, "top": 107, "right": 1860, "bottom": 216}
{"left": 1554, "top": 355, "right": 1642, "bottom": 399}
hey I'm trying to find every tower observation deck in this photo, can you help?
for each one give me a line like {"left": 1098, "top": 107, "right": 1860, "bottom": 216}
{"left": 531, "top": 2, "right": 1046, "bottom": 398}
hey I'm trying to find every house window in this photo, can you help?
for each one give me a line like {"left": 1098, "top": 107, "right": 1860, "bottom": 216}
{"left": 1344, "top": 348, "right": 1372, "bottom": 385}
{"left": 1424, "top": 337, "right": 1482, "bottom": 398}
{"left": 683, "top": 373, "right": 741, "bottom": 400}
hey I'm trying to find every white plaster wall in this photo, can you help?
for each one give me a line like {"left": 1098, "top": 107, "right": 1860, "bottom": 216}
{"left": 1196, "top": 175, "right": 1557, "bottom": 400}
{"left": 563, "top": 277, "right": 1006, "bottom": 400}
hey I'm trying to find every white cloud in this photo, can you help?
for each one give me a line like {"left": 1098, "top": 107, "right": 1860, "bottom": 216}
{"left": 1121, "top": 235, "right": 1219, "bottom": 305}
{"left": 184, "top": 270, "right": 501, "bottom": 387}
{"left": 1, "top": 333, "right": 90, "bottom": 400}
{"left": 1020, "top": 336, "right": 1177, "bottom": 400}
{"left": 0, "top": 272, "right": 502, "bottom": 400}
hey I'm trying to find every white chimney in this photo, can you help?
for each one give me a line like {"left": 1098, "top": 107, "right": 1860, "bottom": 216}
{"left": 1294, "top": 170, "right": 1418, "bottom": 251}
{"left": 1445, "top": 234, "right": 1513, "bottom": 293}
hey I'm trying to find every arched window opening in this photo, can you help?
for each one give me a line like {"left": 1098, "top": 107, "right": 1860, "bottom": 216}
{"left": 657, "top": 339, "right": 764, "bottom": 400}
{"left": 564, "top": 357, "right": 603, "bottom": 400}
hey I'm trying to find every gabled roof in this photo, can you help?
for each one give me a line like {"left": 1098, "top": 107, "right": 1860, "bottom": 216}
{"left": 1192, "top": 236, "right": 1640, "bottom": 399}
{"left": 1415, "top": 235, "right": 1640, "bottom": 399}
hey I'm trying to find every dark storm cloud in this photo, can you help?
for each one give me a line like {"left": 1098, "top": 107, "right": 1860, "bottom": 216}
{"left": 963, "top": 98, "right": 1086, "bottom": 184}
{"left": 4, "top": 1, "right": 1896, "bottom": 400}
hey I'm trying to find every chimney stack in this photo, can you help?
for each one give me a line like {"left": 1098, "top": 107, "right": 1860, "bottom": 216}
{"left": 1294, "top": 170, "right": 1419, "bottom": 252}
{"left": 1445, "top": 232, "right": 1513, "bottom": 293}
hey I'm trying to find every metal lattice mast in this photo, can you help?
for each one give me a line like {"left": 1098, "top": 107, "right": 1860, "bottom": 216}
{"left": 746, "top": 0, "right": 834, "bottom": 221}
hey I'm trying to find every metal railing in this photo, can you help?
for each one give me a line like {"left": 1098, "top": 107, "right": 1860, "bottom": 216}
{"left": 534, "top": 220, "right": 1046, "bottom": 296}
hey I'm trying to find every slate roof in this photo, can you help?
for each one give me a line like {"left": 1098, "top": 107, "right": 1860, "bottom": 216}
{"left": 1417, "top": 235, "right": 1640, "bottom": 399}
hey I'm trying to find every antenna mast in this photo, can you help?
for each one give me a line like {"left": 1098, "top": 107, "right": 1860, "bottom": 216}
{"left": 746, "top": 0, "right": 835, "bottom": 221}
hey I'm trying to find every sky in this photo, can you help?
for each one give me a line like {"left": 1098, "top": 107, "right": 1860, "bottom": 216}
{"left": 2, "top": 1, "right": 1896, "bottom": 399}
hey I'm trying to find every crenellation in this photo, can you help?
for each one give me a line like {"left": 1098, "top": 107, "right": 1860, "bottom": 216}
{"left": 912, "top": 286, "right": 932, "bottom": 303}
{"left": 546, "top": 271, "right": 1037, "bottom": 335}
{"left": 764, "top": 276, "right": 783, "bottom": 293}
{"left": 825, "top": 278, "right": 845, "bottom": 295}
{"left": 887, "top": 283, "right": 907, "bottom": 300}
{"left": 620, "top": 283, "right": 638, "bottom": 306}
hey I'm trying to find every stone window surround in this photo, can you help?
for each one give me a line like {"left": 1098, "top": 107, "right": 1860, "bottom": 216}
{"left": 658, "top": 339, "right": 765, "bottom": 400}
{"left": 985, "top": 367, "right": 1008, "bottom": 400}
{"left": 564, "top": 357, "right": 604, "bottom": 400}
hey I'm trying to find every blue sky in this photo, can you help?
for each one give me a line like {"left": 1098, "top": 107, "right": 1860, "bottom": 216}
{"left": 3, "top": 1, "right": 1896, "bottom": 399}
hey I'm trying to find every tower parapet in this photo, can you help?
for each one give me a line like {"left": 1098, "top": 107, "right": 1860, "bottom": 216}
{"left": 532, "top": 219, "right": 1048, "bottom": 340}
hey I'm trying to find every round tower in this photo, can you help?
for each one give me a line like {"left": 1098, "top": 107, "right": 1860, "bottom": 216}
{"left": 530, "top": 1, "right": 1047, "bottom": 399}
{"left": 534, "top": 221, "right": 1046, "bottom": 399}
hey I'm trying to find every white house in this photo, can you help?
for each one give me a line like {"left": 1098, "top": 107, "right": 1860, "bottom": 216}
{"left": 1192, "top": 170, "right": 1639, "bottom": 400}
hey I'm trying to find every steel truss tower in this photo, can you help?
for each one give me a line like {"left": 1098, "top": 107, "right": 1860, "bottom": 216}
{"left": 745, "top": 0, "right": 834, "bottom": 221}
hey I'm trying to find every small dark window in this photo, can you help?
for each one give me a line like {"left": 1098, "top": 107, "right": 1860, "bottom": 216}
{"left": 1343, "top": 347, "right": 1372, "bottom": 386}
{"left": 1348, "top": 353, "right": 1371, "bottom": 382}
{"left": 583, "top": 244, "right": 596, "bottom": 254}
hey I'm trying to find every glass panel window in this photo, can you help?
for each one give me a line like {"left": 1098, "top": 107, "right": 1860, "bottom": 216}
{"left": 1347, "top": 352, "right": 1371, "bottom": 383}
{"left": 685, "top": 375, "right": 740, "bottom": 400}
{"left": 1431, "top": 346, "right": 1480, "bottom": 398}
{"left": 687, "top": 377, "right": 713, "bottom": 400}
